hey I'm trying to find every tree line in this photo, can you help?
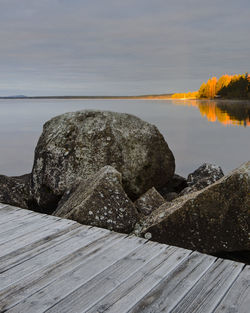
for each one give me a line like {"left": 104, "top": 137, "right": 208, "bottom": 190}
{"left": 172, "top": 73, "right": 250, "bottom": 99}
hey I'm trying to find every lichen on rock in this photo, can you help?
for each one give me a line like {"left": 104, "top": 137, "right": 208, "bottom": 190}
{"left": 181, "top": 163, "right": 224, "bottom": 195}
{"left": 0, "top": 174, "right": 31, "bottom": 209}
{"left": 54, "top": 166, "right": 139, "bottom": 233}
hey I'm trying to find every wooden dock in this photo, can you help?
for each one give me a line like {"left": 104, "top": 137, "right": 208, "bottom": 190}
{"left": 0, "top": 203, "right": 249, "bottom": 313}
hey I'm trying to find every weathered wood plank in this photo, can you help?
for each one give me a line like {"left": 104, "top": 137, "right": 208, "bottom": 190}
{"left": 86, "top": 247, "right": 191, "bottom": 313}
{"left": 0, "top": 216, "right": 64, "bottom": 245}
{"left": 0, "top": 231, "right": 123, "bottom": 311}
{"left": 0, "top": 212, "right": 48, "bottom": 234}
{"left": 130, "top": 252, "right": 216, "bottom": 313}
{"left": 0, "top": 206, "right": 38, "bottom": 225}
{"left": 213, "top": 265, "right": 250, "bottom": 313}
{"left": 0, "top": 204, "right": 34, "bottom": 219}
{"left": 5, "top": 236, "right": 147, "bottom": 313}
{"left": 0, "top": 226, "right": 107, "bottom": 291}
{"left": 0, "top": 206, "right": 248, "bottom": 313}
{"left": 0, "top": 222, "right": 81, "bottom": 271}
{"left": 170, "top": 259, "right": 244, "bottom": 313}
{"left": 0, "top": 218, "right": 78, "bottom": 258}
{"left": 45, "top": 241, "right": 171, "bottom": 313}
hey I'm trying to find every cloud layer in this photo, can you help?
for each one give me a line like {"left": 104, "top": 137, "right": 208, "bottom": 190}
{"left": 0, "top": 0, "right": 249, "bottom": 95}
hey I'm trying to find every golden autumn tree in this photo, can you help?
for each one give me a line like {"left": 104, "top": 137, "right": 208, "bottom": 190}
{"left": 207, "top": 77, "right": 217, "bottom": 98}
{"left": 216, "top": 75, "right": 232, "bottom": 94}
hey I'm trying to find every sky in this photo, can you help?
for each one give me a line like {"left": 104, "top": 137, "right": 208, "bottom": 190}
{"left": 0, "top": 0, "right": 249, "bottom": 96}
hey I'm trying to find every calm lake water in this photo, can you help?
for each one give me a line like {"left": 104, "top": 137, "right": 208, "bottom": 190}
{"left": 0, "top": 99, "right": 249, "bottom": 177}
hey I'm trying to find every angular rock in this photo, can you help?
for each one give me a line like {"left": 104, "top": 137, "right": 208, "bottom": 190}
{"left": 54, "top": 166, "right": 138, "bottom": 233}
{"left": 30, "top": 110, "right": 175, "bottom": 211}
{"left": 134, "top": 187, "right": 165, "bottom": 216}
{"left": 0, "top": 174, "right": 30, "bottom": 209}
{"left": 181, "top": 163, "right": 224, "bottom": 195}
{"left": 136, "top": 161, "right": 250, "bottom": 255}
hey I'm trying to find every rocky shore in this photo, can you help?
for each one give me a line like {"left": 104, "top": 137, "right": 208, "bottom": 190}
{"left": 0, "top": 110, "right": 249, "bottom": 263}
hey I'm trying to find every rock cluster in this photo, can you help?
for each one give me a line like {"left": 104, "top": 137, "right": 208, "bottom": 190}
{"left": 30, "top": 110, "right": 175, "bottom": 212}
{"left": 135, "top": 162, "right": 250, "bottom": 255}
{"left": 0, "top": 109, "right": 249, "bottom": 262}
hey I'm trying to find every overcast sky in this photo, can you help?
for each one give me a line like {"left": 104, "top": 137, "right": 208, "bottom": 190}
{"left": 0, "top": 0, "right": 249, "bottom": 96}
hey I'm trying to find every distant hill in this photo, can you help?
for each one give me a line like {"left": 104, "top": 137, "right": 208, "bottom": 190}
{"left": 1, "top": 95, "right": 27, "bottom": 99}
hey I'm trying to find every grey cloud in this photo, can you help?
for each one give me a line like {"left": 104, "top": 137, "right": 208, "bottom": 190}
{"left": 0, "top": 0, "right": 249, "bottom": 95}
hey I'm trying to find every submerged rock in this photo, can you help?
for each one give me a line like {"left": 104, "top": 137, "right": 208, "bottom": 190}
{"left": 30, "top": 110, "right": 175, "bottom": 211}
{"left": 54, "top": 166, "right": 138, "bottom": 233}
{"left": 136, "top": 161, "right": 250, "bottom": 255}
{"left": 181, "top": 163, "right": 224, "bottom": 195}
{"left": 134, "top": 187, "right": 165, "bottom": 216}
{"left": 0, "top": 174, "right": 30, "bottom": 209}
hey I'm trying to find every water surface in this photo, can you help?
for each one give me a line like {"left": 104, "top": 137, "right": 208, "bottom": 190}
{"left": 0, "top": 99, "right": 249, "bottom": 177}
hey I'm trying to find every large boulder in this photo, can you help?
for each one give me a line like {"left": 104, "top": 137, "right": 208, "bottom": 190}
{"left": 54, "top": 166, "right": 138, "bottom": 233}
{"left": 136, "top": 161, "right": 250, "bottom": 255}
{"left": 134, "top": 187, "right": 165, "bottom": 216}
{"left": 30, "top": 110, "right": 175, "bottom": 211}
{"left": 0, "top": 174, "right": 30, "bottom": 209}
{"left": 181, "top": 163, "right": 224, "bottom": 195}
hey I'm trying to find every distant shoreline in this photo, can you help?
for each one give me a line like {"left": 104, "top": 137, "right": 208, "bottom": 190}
{"left": 0, "top": 95, "right": 173, "bottom": 100}
{"left": 1, "top": 96, "right": 249, "bottom": 101}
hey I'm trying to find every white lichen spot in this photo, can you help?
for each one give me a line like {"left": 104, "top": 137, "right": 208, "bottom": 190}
{"left": 88, "top": 211, "right": 93, "bottom": 215}
{"left": 144, "top": 232, "right": 152, "bottom": 240}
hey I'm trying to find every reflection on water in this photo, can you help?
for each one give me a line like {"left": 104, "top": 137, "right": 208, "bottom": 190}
{"left": 174, "top": 100, "right": 250, "bottom": 127}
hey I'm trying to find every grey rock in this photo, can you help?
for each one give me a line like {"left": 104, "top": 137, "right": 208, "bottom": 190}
{"left": 30, "top": 110, "right": 175, "bottom": 211}
{"left": 159, "top": 174, "right": 187, "bottom": 198}
{"left": 181, "top": 163, "right": 224, "bottom": 195}
{"left": 164, "top": 192, "right": 178, "bottom": 201}
{"left": 0, "top": 174, "right": 30, "bottom": 209}
{"left": 54, "top": 166, "right": 138, "bottom": 233}
{"left": 136, "top": 161, "right": 250, "bottom": 255}
{"left": 134, "top": 187, "right": 165, "bottom": 216}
